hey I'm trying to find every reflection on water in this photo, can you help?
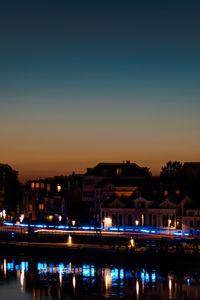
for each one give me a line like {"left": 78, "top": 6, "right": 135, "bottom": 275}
{"left": 0, "top": 257, "right": 200, "bottom": 299}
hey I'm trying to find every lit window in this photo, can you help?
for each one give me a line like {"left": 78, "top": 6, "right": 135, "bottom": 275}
{"left": 116, "top": 168, "right": 122, "bottom": 175}
{"left": 175, "top": 190, "right": 180, "bottom": 195}
{"left": 57, "top": 185, "right": 61, "bottom": 192}
{"left": 164, "top": 190, "right": 168, "bottom": 196}
{"left": 48, "top": 215, "right": 53, "bottom": 221}
{"left": 104, "top": 217, "right": 112, "bottom": 227}
{"left": 141, "top": 214, "right": 145, "bottom": 226}
{"left": 35, "top": 183, "right": 40, "bottom": 189}
{"left": 39, "top": 203, "right": 44, "bottom": 211}
{"left": 31, "top": 182, "right": 35, "bottom": 190}
{"left": 40, "top": 183, "right": 45, "bottom": 189}
{"left": 46, "top": 184, "right": 50, "bottom": 192}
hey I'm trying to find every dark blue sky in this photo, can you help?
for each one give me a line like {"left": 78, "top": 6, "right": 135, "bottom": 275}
{"left": 1, "top": 0, "right": 200, "bottom": 179}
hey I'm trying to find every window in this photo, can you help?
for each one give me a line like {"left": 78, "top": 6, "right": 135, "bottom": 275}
{"left": 153, "top": 215, "right": 157, "bottom": 227}
{"left": 162, "top": 215, "right": 168, "bottom": 227}
{"left": 141, "top": 202, "right": 145, "bottom": 209}
{"left": 57, "top": 185, "right": 61, "bottom": 192}
{"left": 31, "top": 182, "right": 35, "bottom": 190}
{"left": 46, "top": 184, "right": 51, "bottom": 192}
{"left": 39, "top": 203, "right": 44, "bottom": 211}
{"left": 128, "top": 215, "right": 132, "bottom": 226}
{"left": 112, "top": 214, "right": 117, "bottom": 226}
{"left": 149, "top": 214, "right": 152, "bottom": 226}
{"left": 116, "top": 168, "right": 122, "bottom": 176}
{"left": 164, "top": 190, "right": 168, "bottom": 196}
{"left": 35, "top": 182, "right": 40, "bottom": 190}
{"left": 140, "top": 214, "right": 145, "bottom": 226}
{"left": 40, "top": 183, "right": 44, "bottom": 189}
{"left": 119, "top": 214, "right": 122, "bottom": 226}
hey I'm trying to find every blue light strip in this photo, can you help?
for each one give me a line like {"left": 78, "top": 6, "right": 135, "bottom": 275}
{"left": 2, "top": 222, "right": 192, "bottom": 238}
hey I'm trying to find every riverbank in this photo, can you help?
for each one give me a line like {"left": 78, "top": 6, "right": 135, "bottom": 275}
{"left": 0, "top": 239, "right": 200, "bottom": 269}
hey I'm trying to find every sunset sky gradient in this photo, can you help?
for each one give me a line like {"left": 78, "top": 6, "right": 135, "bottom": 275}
{"left": 1, "top": 0, "right": 200, "bottom": 180}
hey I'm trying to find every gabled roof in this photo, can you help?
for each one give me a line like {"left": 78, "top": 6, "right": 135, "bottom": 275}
{"left": 159, "top": 198, "right": 177, "bottom": 209}
{"left": 109, "top": 198, "right": 126, "bottom": 208}
{"left": 85, "top": 162, "right": 150, "bottom": 177}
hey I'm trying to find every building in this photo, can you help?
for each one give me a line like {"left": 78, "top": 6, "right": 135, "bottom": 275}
{"left": 82, "top": 161, "right": 151, "bottom": 219}
{"left": 101, "top": 190, "right": 180, "bottom": 230}
{"left": 24, "top": 173, "right": 82, "bottom": 223}
{"left": 0, "top": 163, "right": 23, "bottom": 219}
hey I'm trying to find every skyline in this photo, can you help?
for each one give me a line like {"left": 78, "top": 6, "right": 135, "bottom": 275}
{"left": 1, "top": 0, "right": 200, "bottom": 181}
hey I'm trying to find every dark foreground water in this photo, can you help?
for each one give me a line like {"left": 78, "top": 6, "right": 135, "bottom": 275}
{"left": 0, "top": 255, "right": 200, "bottom": 300}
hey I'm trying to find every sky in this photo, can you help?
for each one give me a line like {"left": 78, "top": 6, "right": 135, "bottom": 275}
{"left": 0, "top": 0, "right": 200, "bottom": 181}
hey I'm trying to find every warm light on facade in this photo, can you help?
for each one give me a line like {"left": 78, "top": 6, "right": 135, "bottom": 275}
{"left": 58, "top": 215, "right": 62, "bottom": 222}
{"left": 39, "top": 203, "right": 44, "bottom": 211}
{"left": 2, "top": 210, "right": 6, "bottom": 219}
{"left": 72, "top": 220, "right": 76, "bottom": 226}
{"left": 57, "top": 185, "right": 61, "bottom": 192}
{"left": 19, "top": 214, "right": 24, "bottom": 223}
{"left": 135, "top": 220, "right": 139, "bottom": 226}
{"left": 141, "top": 214, "right": 144, "bottom": 226}
{"left": 116, "top": 168, "right": 122, "bottom": 175}
{"left": 48, "top": 215, "right": 53, "bottom": 222}
{"left": 35, "top": 183, "right": 40, "bottom": 189}
{"left": 46, "top": 184, "right": 51, "bottom": 192}
{"left": 104, "top": 217, "right": 112, "bottom": 227}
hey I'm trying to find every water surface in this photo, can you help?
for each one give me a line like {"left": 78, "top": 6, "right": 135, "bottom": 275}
{"left": 0, "top": 256, "right": 199, "bottom": 299}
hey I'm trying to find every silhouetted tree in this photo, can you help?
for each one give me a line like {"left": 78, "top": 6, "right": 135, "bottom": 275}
{"left": 160, "top": 161, "right": 183, "bottom": 178}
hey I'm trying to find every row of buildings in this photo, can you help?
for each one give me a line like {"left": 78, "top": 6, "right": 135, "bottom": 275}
{"left": 22, "top": 161, "right": 200, "bottom": 235}
{"left": 1, "top": 161, "right": 200, "bottom": 235}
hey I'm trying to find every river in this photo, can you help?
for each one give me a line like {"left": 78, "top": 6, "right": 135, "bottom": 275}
{"left": 0, "top": 254, "right": 199, "bottom": 299}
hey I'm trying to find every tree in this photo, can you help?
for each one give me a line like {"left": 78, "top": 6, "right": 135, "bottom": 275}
{"left": 160, "top": 161, "right": 183, "bottom": 178}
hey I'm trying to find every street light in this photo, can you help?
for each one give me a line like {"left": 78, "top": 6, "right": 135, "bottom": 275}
{"left": 135, "top": 220, "right": 139, "bottom": 241}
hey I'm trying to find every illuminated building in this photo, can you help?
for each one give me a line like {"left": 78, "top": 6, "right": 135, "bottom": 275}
{"left": 82, "top": 161, "right": 151, "bottom": 220}
{"left": 24, "top": 173, "right": 82, "bottom": 222}
{"left": 101, "top": 191, "right": 179, "bottom": 229}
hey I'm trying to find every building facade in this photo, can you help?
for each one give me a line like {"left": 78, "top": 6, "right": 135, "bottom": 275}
{"left": 82, "top": 161, "right": 151, "bottom": 219}
{"left": 101, "top": 192, "right": 178, "bottom": 230}
{"left": 24, "top": 173, "right": 82, "bottom": 222}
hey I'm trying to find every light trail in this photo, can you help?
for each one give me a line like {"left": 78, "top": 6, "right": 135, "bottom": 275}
{"left": 2, "top": 222, "right": 193, "bottom": 239}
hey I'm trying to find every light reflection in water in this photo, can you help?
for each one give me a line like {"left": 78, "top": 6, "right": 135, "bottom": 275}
{"left": 73, "top": 274, "right": 76, "bottom": 292}
{"left": 136, "top": 279, "right": 140, "bottom": 300}
{"left": 20, "top": 261, "right": 25, "bottom": 292}
{"left": 3, "top": 259, "right": 6, "bottom": 277}
{"left": 169, "top": 278, "right": 172, "bottom": 299}
{"left": 0, "top": 258, "right": 199, "bottom": 299}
